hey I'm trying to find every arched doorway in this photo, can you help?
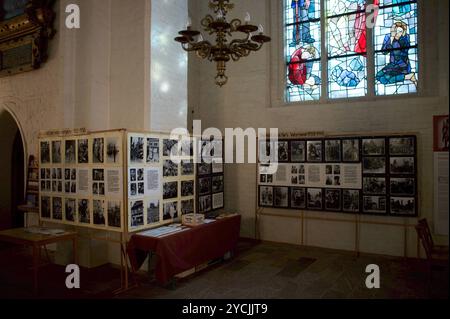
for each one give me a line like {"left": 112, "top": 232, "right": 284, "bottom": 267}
{"left": 0, "top": 109, "right": 25, "bottom": 230}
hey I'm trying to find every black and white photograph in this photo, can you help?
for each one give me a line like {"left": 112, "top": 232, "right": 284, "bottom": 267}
{"left": 212, "top": 161, "right": 224, "bottom": 174}
{"left": 71, "top": 182, "right": 77, "bottom": 194}
{"left": 307, "top": 188, "right": 323, "bottom": 210}
{"left": 389, "top": 137, "right": 415, "bottom": 156}
{"left": 291, "top": 141, "right": 306, "bottom": 162}
{"left": 163, "top": 139, "right": 178, "bottom": 157}
{"left": 130, "top": 183, "right": 137, "bottom": 196}
{"left": 212, "top": 175, "right": 224, "bottom": 193}
{"left": 107, "top": 201, "right": 121, "bottom": 228}
{"left": 181, "top": 160, "right": 195, "bottom": 175}
{"left": 163, "top": 181, "right": 178, "bottom": 199}
{"left": 93, "top": 200, "right": 106, "bottom": 225}
{"left": 390, "top": 157, "right": 415, "bottom": 174}
{"left": 299, "top": 175, "right": 305, "bottom": 185}
{"left": 130, "top": 200, "right": 144, "bottom": 227}
{"left": 390, "top": 197, "right": 415, "bottom": 215}
{"left": 163, "top": 160, "right": 178, "bottom": 177}
{"left": 307, "top": 141, "right": 322, "bottom": 162}
{"left": 325, "top": 140, "right": 341, "bottom": 162}
{"left": 325, "top": 189, "right": 341, "bottom": 211}
{"left": 363, "top": 196, "right": 387, "bottom": 214}
{"left": 274, "top": 187, "right": 289, "bottom": 208}
{"left": 390, "top": 178, "right": 415, "bottom": 196}
{"left": 260, "top": 186, "right": 273, "bottom": 206}
{"left": 197, "top": 162, "right": 211, "bottom": 175}
{"left": 147, "top": 137, "right": 160, "bottom": 163}
{"left": 77, "top": 139, "right": 89, "bottom": 164}
{"left": 181, "top": 180, "right": 194, "bottom": 197}
{"left": 291, "top": 187, "right": 306, "bottom": 209}
{"left": 326, "top": 165, "right": 333, "bottom": 175}
{"left": 363, "top": 177, "right": 387, "bottom": 194}
{"left": 163, "top": 201, "right": 178, "bottom": 220}
{"left": 260, "top": 174, "right": 267, "bottom": 183}
{"left": 137, "top": 168, "right": 144, "bottom": 181}
{"left": 130, "top": 136, "right": 144, "bottom": 163}
{"left": 93, "top": 169, "right": 104, "bottom": 181}
{"left": 212, "top": 192, "right": 224, "bottom": 210}
{"left": 180, "top": 139, "right": 194, "bottom": 157}
{"left": 198, "top": 195, "right": 212, "bottom": 213}
{"left": 147, "top": 200, "right": 160, "bottom": 224}
{"left": 259, "top": 140, "right": 274, "bottom": 163}
{"left": 130, "top": 168, "right": 136, "bottom": 181}
{"left": 52, "top": 197, "right": 63, "bottom": 220}
{"left": 65, "top": 181, "right": 70, "bottom": 193}
{"left": 277, "top": 141, "right": 289, "bottom": 162}
{"left": 40, "top": 141, "right": 50, "bottom": 164}
{"left": 137, "top": 182, "right": 144, "bottom": 195}
{"left": 363, "top": 157, "right": 386, "bottom": 174}
{"left": 291, "top": 175, "right": 298, "bottom": 185}
{"left": 78, "top": 199, "right": 90, "bottom": 223}
{"left": 181, "top": 199, "right": 195, "bottom": 215}
{"left": 41, "top": 196, "right": 51, "bottom": 218}
{"left": 65, "top": 198, "right": 76, "bottom": 222}
{"left": 362, "top": 138, "right": 385, "bottom": 156}
{"left": 342, "top": 139, "right": 360, "bottom": 162}
{"left": 198, "top": 177, "right": 211, "bottom": 195}
{"left": 65, "top": 140, "right": 76, "bottom": 164}
{"left": 93, "top": 138, "right": 104, "bottom": 163}
{"left": 106, "top": 137, "right": 120, "bottom": 164}
{"left": 52, "top": 141, "right": 62, "bottom": 164}
{"left": 343, "top": 190, "right": 360, "bottom": 212}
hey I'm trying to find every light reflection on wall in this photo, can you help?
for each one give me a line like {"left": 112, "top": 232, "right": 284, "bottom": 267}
{"left": 150, "top": 0, "right": 188, "bottom": 132}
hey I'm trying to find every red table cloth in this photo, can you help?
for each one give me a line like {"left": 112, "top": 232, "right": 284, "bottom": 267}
{"left": 127, "top": 215, "right": 241, "bottom": 286}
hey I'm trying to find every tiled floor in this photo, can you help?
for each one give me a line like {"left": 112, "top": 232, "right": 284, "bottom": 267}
{"left": 0, "top": 241, "right": 447, "bottom": 299}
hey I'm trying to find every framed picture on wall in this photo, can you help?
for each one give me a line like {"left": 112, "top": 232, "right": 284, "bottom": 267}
{"left": 433, "top": 115, "right": 449, "bottom": 152}
{"left": 342, "top": 139, "right": 360, "bottom": 162}
{"left": 306, "top": 141, "right": 323, "bottom": 162}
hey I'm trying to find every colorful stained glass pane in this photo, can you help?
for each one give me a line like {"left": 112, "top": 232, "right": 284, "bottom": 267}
{"left": 326, "top": 0, "right": 366, "bottom": 17}
{"left": 374, "top": 1, "right": 418, "bottom": 95}
{"left": 328, "top": 56, "right": 367, "bottom": 98}
{"left": 286, "top": 0, "right": 322, "bottom": 102}
{"left": 327, "top": 13, "right": 367, "bottom": 57}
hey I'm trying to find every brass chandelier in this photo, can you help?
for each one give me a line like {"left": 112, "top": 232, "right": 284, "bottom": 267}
{"left": 175, "top": 0, "right": 271, "bottom": 87}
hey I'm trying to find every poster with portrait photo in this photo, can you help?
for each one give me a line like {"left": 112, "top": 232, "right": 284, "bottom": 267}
{"left": 274, "top": 187, "right": 289, "bottom": 208}
{"left": 163, "top": 181, "right": 178, "bottom": 200}
{"left": 363, "top": 157, "right": 386, "bottom": 174}
{"left": 78, "top": 199, "right": 90, "bottom": 224}
{"left": 363, "top": 196, "right": 386, "bottom": 214}
{"left": 343, "top": 190, "right": 360, "bottom": 213}
{"left": 65, "top": 198, "right": 76, "bottom": 222}
{"left": 93, "top": 200, "right": 106, "bottom": 226}
{"left": 291, "top": 187, "right": 306, "bottom": 209}
{"left": 291, "top": 141, "right": 306, "bottom": 162}
{"left": 181, "top": 160, "right": 195, "bottom": 176}
{"left": 363, "top": 177, "right": 386, "bottom": 195}
{"left": 181, "top": 180, "right": 194, "bottom": 197}
{"left": 181, "top": 198, "right": 195, "bottom": 215}
{"left": 163, "top": 160, "right": 178, "bottom": 177}
{"left": 390, "top": 197, "right": 416, "bottom": 216}
{"left": 52, "top": 197, "right": 63, "bottom": 220}
{"left": 163, "top": 201, "right": 178, "bottom": 220}
{"left": 198, "top": 195, "right": 212, "bottom": 213}
{"left": 212, "top": 192, "right": 224, "bottom": 210}
{"left": 106, "top": 137, "right": 121, "bottom": 164}
{"left": 130, "top": 200, "right": 144, "bottom": 228}
{"left": 77, "top": 139, "right": 89, "bottom": 164}
{"left": 390, "top": 178, "right": 415, "bottom": 196}
{"left": 307, "top": 188, "right": 322, "bottom": 210}
{"left": 147, "top": 199, "right": 160, "bottom": 224}
{"left": 325, "top": 140, "right": 341, "bottom": 162}
{"left": 259, "top": 186, "right": 273, "bottom": 207}
{"left": 130, "top": 136, "right": 144, "bottom": 164}
{"left": 52, "top": 141, "right": 62, "bottom": 164}
{"left": 389, "top": 137, "right": 415, "bottom": 156}
{"left": 307, "top": 141, "right": 322, "bottom": 162}
{"left": 92, "top": 137, "right": 104, "bottom": 164}
{"left": 362, "top": 138, "right": 385, "bottom": 156}
{"left": 433, "top": 115, "right": 449, "bottom": 152}
{"left": 65, "top": 140, "right": 76, "bottom": 164}
{"left": 163, "top": 139, "right": 179, "bottom": 157}
{"left": 390, "top": 157, "right": 415, "bottom": 175}
{"left": 276, "top": 141, "right": 289, "bottom": 162}
{"left": 198, "top": 177, "right": 211, "bottom": 196}
{"left": 41, "top": 196, "right": 51, "bottom": 218}
{"left": 107, "top": 201, "right": 121, "bottom": 228}
{"left": 147, "top": 137, "right": 160, "bottom": 163}
{"left": 342, "top": 139, "right": 360, "bottom": 162}
{"left": 40, "top": 141, "right": 50, "bottom": 164}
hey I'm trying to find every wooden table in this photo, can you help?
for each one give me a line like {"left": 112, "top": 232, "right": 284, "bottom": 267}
{"left": 0, "top": 228, "right": 78, "bottom": 295}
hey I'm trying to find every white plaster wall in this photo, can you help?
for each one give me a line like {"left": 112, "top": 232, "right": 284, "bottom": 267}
{"left": 188, "top": 0, "right": 449, "bottom": 257}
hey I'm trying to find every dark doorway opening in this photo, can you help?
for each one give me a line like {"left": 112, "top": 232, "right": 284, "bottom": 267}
{"left": 11, "top": 130, "right": 25, "bottom": 228}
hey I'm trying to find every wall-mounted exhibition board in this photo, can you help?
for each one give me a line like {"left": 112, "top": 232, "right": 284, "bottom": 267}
{"left": 257, "top": 135, "right": 418, "bottom": 217}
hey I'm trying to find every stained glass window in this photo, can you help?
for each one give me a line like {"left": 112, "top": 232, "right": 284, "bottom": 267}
{"left": 284, "top": 0, "right": 419, "bottom": 102}
{"left": 374, "top": 0, "right": 418, "bottom": 95}
{"left": 285, "top": 0, "right": 322, "bottom": 102}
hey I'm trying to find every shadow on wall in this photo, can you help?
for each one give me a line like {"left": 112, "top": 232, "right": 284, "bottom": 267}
{"left": 0, "top": 109, "right": 24, "bottom": 230}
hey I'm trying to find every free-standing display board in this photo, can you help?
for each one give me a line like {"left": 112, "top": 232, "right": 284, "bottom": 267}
{"left": 257, "top": 135, "right": 418, "bottom": 217}
{"left": 39, "top": 130, "right": 225, "bottom": 234}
